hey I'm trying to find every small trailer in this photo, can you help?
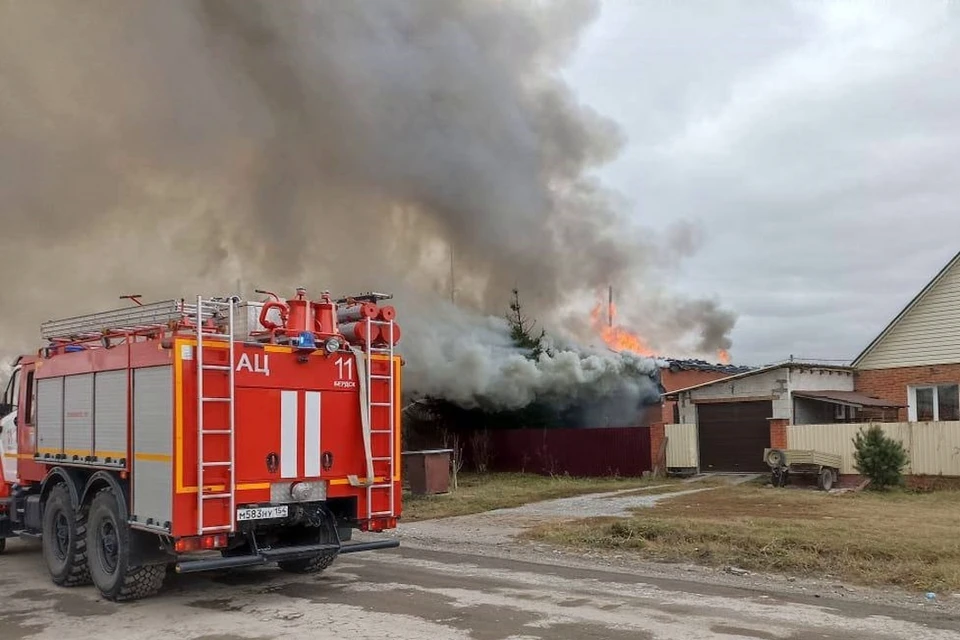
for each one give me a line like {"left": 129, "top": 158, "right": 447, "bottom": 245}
{"left": 763, "top": 448, "right": 842, "bottom": 491}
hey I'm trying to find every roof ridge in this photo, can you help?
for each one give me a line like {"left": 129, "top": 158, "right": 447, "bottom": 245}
{"left": 850, "top": 249, "right": 960, "bottom": 367}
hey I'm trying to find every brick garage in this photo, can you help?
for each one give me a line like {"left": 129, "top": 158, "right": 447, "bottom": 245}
{"left": 662, "top": 363, "right": 864, "bottom": 473}
{"left": 658, "top": 359, "right": 750, "bottom": 424}
{"left": 652, "top": 359, "right": 750, "bottom": 471}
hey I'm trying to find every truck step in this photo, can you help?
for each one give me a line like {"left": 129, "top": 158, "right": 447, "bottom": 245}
{"left": 370, "top": 402, "right": 392, "bottom": 407}
{"left": 199, "top": 333, "right": 232, "bottom": 341}
{"left": 202, "top": 364, "right": 232, "bottom": 371}
{"left": 201, "top": 493, "right": 231, "bottom": 500}
{"left": 202, "top": 397, "right": 231, "bottom": 403}
{"left": 368, "top": 510, "right": 394, "bottom": 517}
{"left": 370, "top": 374, "right": 392, "bottom": 380}
{"left": 371, "top": 456, "right": 392, "bottom": 461}
{"left": 200, "top": 525, "right": 233, "bottom": 534}
{"left": 371, "top": 429, "right": 392, "bottom": 434}
{"left": 202, "top": 429, "right": 232, "bottom": 435}
{"left": 202, "top": 462, "right": 232, "bottom": 468}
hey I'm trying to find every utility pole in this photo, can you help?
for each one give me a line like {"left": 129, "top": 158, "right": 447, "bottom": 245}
{"left": 450, "top": 243, "right": 456, "bottom": 303}
{"left": 608, "top": 285, "right": 613, "bottom": 327}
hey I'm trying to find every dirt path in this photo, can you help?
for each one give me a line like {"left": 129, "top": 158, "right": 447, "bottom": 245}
{"left": 392, "top": 476, "right": 960, "bottom": 618}
{"left": 2, "top": 537, "right": 958, "bottom": 640}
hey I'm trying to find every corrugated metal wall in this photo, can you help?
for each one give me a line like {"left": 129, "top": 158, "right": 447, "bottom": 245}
{"left": 786, "top": 421, "right": 960, "bottom": 475}
{"left": 665, "top": 423, "right": 698, "bottom": 468}
{"left": 479, "top": 427, "right": 652, "bottom": 477}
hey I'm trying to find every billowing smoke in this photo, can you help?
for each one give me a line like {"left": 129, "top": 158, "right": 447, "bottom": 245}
{"left": 0, "top": 1, "right": 736, "bottom": 403}
{"left": 396, "top": 294, "right": 661, "bottom": 414}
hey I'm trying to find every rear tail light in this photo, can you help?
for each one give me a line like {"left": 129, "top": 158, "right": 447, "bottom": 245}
{"left": 175, "top": 534, "right": 228, "bottom": 553}
{"left": 360, "top": 517, "right": 397, "bottom": 532}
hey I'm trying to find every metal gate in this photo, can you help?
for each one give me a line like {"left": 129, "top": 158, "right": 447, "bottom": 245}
{"left": 697, "top": 401, "right": 772, "bottom": 472}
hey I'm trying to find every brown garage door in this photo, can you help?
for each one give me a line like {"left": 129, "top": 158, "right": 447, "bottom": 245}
{"left": 698, "top": 401, "right": 772, "bottom": 472}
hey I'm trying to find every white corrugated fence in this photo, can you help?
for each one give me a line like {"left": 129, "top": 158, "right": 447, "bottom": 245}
{"left": 786, "top": 421, "right": 960, "bottom": 475}
{"left": 665, "top": 423, "right": 699, "bottom": 468}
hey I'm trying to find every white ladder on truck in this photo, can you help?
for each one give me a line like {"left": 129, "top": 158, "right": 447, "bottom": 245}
{"left": 194, "top": 296, "right": 237, "bottom": 535}
{"left": 364, "top": 317, "right": 397, "bottom": 519}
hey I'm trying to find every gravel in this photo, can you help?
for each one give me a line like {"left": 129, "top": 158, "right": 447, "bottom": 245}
{"left": 388, "top": 479, "right": 960, "bottom": 617}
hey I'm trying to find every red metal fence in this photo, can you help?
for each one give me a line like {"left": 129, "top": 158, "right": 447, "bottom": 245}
{"left": 472, "top": 426, "right": 652, "bottom": 477}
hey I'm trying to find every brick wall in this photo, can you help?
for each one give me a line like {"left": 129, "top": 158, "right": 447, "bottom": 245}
{"left": 660, "top": 369, "right": 731, "bottom": 423}
{"left": 769, "top": 418, "right": 788, "bottom": 449}
{"left": 855, "top": 363, "right": 960, "bottom": 421}
{"left": 650, "top": 421, "right": 665, "bottom": 470}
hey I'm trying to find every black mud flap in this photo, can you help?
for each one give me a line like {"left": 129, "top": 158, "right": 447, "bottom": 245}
{"left": 128, "top": 528, "right": 177, "bottom": 568}
{"left": 0, "top": 515, "right": 12, "bottom": 539}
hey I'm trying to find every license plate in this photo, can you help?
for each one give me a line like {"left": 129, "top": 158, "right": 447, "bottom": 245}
{"left": 236, "top": 505, "right": 289, "bottom": 522}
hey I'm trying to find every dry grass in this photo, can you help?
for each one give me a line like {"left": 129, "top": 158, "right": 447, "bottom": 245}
{"left": 401, "top": 472, "right": 677, "bottom": 522}
{"left": 523, "top": 484, "right": 960, "bottom": 592}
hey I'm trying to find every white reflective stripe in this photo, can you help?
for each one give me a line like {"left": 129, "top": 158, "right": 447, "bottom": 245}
{"left": 280, "top": 390, "right": 298, "bottom": 478}
{"left": 305, "top": 391, "right": 321, "bottom": 477}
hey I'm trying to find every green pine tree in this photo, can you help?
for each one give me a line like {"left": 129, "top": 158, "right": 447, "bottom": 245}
{"left": 506, "top": 288, "right": 546, "bottom": 358}
{"left": 852, "top": 425, "right": 909, "bottom": 490}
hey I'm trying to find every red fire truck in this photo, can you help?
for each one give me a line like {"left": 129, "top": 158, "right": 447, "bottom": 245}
{"left": 0, "top": 287, "right": 403, "bottom": 601}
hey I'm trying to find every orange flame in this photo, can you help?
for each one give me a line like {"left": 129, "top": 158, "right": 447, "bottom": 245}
{"left": 590, "top": 300, "right": 655, "bottom": 357}
{"left": 717, "top": 348, "right": 731, "bottom": 364}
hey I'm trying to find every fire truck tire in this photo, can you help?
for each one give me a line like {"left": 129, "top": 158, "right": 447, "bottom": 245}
{"left": 277, "top": 550, "right": 338, "bottom": 574}
{"left": 85, "top": 487, "right": 165, "bottom": 602}
{"left": 41, "top": 483, "right": 92, "bottom": 587}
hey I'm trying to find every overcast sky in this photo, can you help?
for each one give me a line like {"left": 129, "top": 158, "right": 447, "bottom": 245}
{"left": 561, "top": 0, "right": 960, "bottom": 366}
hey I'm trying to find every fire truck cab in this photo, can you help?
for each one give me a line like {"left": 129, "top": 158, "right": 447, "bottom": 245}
{"left": 0, "top": 288, "right": 403, "bottom": 601}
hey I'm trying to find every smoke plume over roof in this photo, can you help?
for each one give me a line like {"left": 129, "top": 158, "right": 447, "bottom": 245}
{"left": 0, "top": 1, "right": 736, "bottom": 390}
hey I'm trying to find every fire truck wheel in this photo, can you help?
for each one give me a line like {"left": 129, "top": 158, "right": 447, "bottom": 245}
{"left": 41, "top": 483, "right": 92, "bottom": 587}
{"left": 85, "top": 487, "right": 166, "bottom": 602}
{"left": 277, "top": 550, "right": 337, "bottom": 574}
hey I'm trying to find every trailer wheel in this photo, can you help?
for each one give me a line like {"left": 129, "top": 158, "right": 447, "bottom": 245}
{"left": 41, "top": 483, "right": 91, "bottom": 587}
{"left": 817, "top": 468, "right": 835, "bottom": 492}
{"left": 85, "top": 487, "right": 165, "bottom": 602}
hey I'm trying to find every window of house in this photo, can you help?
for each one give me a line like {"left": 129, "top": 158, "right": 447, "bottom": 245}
{"left": 909, "top": 384, "right": 960, "bottom": 421}
{"left": 938, "top": 384, "right": 960, "bottom": 421}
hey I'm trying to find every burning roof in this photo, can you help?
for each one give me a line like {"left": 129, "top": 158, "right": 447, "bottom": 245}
{"left": 659, "top": 358, "right": 754, "bottom": 376}
{"left": 588, "top": 294, "right": 744, "bottom": 372}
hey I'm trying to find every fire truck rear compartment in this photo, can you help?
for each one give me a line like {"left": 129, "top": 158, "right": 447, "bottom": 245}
{"left": 174, "top": 501, "right": 399, "bottom": 574}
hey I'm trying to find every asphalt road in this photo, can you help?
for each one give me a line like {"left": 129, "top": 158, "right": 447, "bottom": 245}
{"left": 1, "top": 537, "right": 957, "bottom": 640}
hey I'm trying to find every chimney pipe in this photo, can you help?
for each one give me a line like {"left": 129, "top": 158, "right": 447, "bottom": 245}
{"left": 608, "top": 285, "right": 613, "bottom": 328}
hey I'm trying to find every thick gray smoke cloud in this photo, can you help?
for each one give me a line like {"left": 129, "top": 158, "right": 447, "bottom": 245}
{"left": 0, "top": 1, "right": 736, "bottom": 399}
{"left": 396, "top": 294, "right": 661, "bottom": 412}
